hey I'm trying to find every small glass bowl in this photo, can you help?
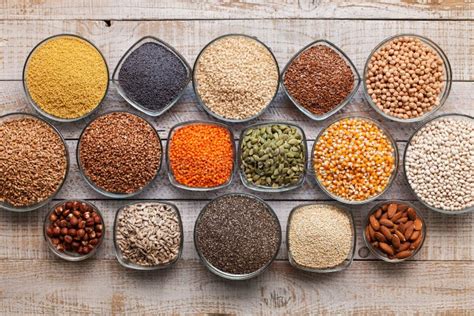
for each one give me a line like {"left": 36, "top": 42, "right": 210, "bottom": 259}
{"left": 281, "top": 39, "right": 361, "bottom": 121}
{"left": 166, "top": 120, "right": 236, "bottom": 191}
{"left": 113, "top": 201, "right": 184, "bottom": 270}
{"left": 192, "top": 34, "right": 280, "bottom": 123}
{"left": 238, "top": 122, "right": 308, "bottom": 193}
{"left": 404, "top": 113, "right": 474, "bottom": 215}
{"left": 311, "top": 116, "right": 399, "bottom": 205}
{"left": 44, "top": 200, "right": 105, "bottom": 261}
{"left": 22, "top": 34, "right": 109, "bottom": 123}
{"left": 194, "top": 193, "right": 282, "bottom": 280}
{"left": 0, "top": 112, "right": 69, "bottom": 212}
{"left": 362, "top": 34, "right": 452, "bottom": 123}
{"left": 287, "top": 202, "right": 356, "bottom": 272}
{"left": 76, "top": 111, "right": 163, "bottom": 198}
{"left": 112, "top": 36, "right": 192, "bottom": 117}
{"left": 363, "top": 200, "right": 426, "bottom": 263}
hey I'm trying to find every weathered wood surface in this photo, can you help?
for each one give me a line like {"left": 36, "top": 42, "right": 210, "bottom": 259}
{"left": 0, "top": 20, "right": 473, "bottom": 80}
{"left": 1, "top": 0, "right": 473, "bottom": 20}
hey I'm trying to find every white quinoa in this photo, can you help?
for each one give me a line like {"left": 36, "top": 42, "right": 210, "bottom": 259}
{"left": 288, "top": 204, "right": 353, "bottom": 269}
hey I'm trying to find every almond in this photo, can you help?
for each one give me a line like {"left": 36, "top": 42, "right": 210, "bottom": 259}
{"left": 368, "top": 224, "right": 376, "bottom": 240}
{"left": 396, "top": 216, "right": 408, "bottom": 224}
{"left": 391, "top": 211, "right": 403, "bottom": 223}
{"left": 379, "top": 218, "right": 394, "bottom": 228}
{"left": 365, "top": 226, "right": 372, "bottom": 242}
{"left": 394, "top": 230, "right": 406, "bottom": 242}
{"left": 382, "top": 204, "right": 388, "bottom": 211}
{"left": 414, "top": 218, "right": 423, "bottom": 231}
{"left": 398, "top": 242, "right": 411, "bottom": 252}
{"left": 397, "top": 204, "right": 409, "bottom": 212}
{"left": 374, "top": 232, "right": 386, "bottom": 242}
{"left": 395, "top": 250, "right": 413, "bottom": 259}
{"left": 378, "top": 242, "right": 394, "bottom": 256}
{"left": 387, "top": 203, "right": 397, "bottom": 218}
{"left": 369, "top": 215, "right": 380, "bottom": 231}
{"left": 410, "top": 230, "right": 420, "bottom": 241}
{"left": 392, "top": 234, "right": 401, "bottom": 249}
{"left": 380, "top": 226, "right": 393, "bottom": 241}
{"left": 404, "top": 223, "right": 415, "bottom": 240}
{"left": 381, "top": 212, "right": 388, "bottom": 220}
{"left": 410, "top": 233, "right": 423, "bottom": 250}
{"left": 374, "top": 208, "right": 382, "bottom": 219}
{"left": 407, "top": 208, "right": 417, "bottom": 220}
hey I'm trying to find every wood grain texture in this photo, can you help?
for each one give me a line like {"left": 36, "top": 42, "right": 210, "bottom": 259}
{"left": 0, "top": 20, "right": 473, "bottom": 80}
{"left": 0, "top": 260, "right": 472, "bottom": 315}
{"left": 0, "top": 200, "right": 472, "bottom": 261}
{"left": 0, "top": 0, "right": 473, "bottom": 20}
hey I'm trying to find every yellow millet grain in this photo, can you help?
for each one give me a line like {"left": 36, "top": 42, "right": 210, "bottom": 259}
{"left": 313, "top": 118, "right": 396, "bottom": 201}
{"left": 25, "top": 36, "right": 108, "bottom": 119}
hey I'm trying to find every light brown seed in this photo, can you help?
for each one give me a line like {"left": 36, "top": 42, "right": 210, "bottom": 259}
{"left": 396, "top": 216, "right": 408, "bottom": 224}
{"left": 379, "top": 218, "right": 394, "bottom": 228}
{"left": 410, "top": 233, "right": 423, "bottom": 250}
{"left": 369, "top": 215, "right": 380, "bottom": 231}
{"left": 395, "top": 230, "right": 406, "bottom": 242}
{"left": 404, "top": 223, "right": 415, "bottom": 240}
{"left": 392, "top": 234, "right": 401, "bottom": 249}
{"left": 378, "top": 242, "right": 395, "bottom": 256}
{"left": 410, "top": 230, "right": 420, "bottom": 241}
{"left": 407, "top": 208, "right": 417, "bottom": 220}
{"left": 395, "top": 250, "right": 413, "bottom": 259}
{"left": 391, "top": 211, "right": 403, "bottom": 223}
{"left": 365, "top": 226, "right": 372, "bottom": 242}
{"left": 414, "top": 218, "right": 423, "bottom": 231}
{"left": 387, "top": 204, "right": 397, "bottom": 218}
{"left": 374, "top": 232, "right": 386, "bottom": 242}
{"left": 374, "top": 208, "right": 382, "bottom": 219}
{"left": 368, "top": 224, "right": 376, "bottom": 240}
{"left": 398, "top": 242, "right": 411, "bottom": 252}
{"left": 380, "top": 226, "right": 393, "bottom": 241}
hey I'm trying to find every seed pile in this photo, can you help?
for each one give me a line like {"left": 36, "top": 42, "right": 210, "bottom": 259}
{"left": 46, "top": 201, "right": 104, "bottom": 255}
{"left": 313, "top": 118, "right": 396, "bottom": 201}
{"left": 118, "top": 42, "right": 189, "bottom": 113}
{"left": 288, "top": 204, "right": 353, "bottom": 269}
{"left": 284, "top": 45, "right": 355, "bottom": 116}
{"left": 366, "top": 203, "right": 424, "bottom": 260}
{"left": 194, "top": 35, "right": 279, "bottom": 120}
{"left": 79, "top": 112, "right": 161, "bottom": 194}
{"left": 405, "top": 116, "right": 473, "bottom": 211}
{"left": 366, "top": 36, "right": 445, "bottom": 119}
{"left": 116, "top": 202, "right": 182, "bottom": 266}
{"left": 0, "top": 116, "right": 67, "bottom": 207}
{"left": 241, "top": 124, "right": 306, "bottom": 189}
{"left": 169, "top": 123, "right": 234, "bottom": 188}
{"left": 195, "top": 194, "right": 280, "bottom": 275}
{"left": 25, "top": 35, "right": 108, "bottom": 119}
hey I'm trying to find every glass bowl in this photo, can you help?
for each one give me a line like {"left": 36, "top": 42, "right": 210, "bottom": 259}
{"left": 192, "top": 34, "right": 280, "bottom": 123}
{"left": 362, "top": 34, "right": 452, "bottom": 123}
{"left": 311, "top": 116, "right": 399, "bottom": 205}
{"left": 112, "top": 36, "right": 191, "bottom": 117}
{"left": 44, "top": 200, "right": 105, "bottom": 261}
{"left": 113, "top": 201, "right": 184, "bottom": 270}
{"left": 0, "top": 112, "right": 69, "bottom": 212}
{"left": 363, "top": 200, "right": 426, "bottom": 263}
{"left": 76, "top": 111, "right": 163, "bottom": 198}
{"left": 281, "top": 39, "right": 361, "bottom": 121}
{"left": 238, "top": 122, "right": 308, "bottom": 193}
{"left": 287, "top": 202, "right": 356, "bottom": 272}
{"left": 166, "top": 120, "right": 236, "bottom": 191}
{"left": 22, "top": 34, "right": 109, "bottom": 123}
{"left": 403, "top": 113, "right": 474, "bottom": 215}
{"left": 194, "top": 193, "right": 282, "bottom": 280}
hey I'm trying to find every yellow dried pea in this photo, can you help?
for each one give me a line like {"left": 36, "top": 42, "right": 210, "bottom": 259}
{"left": 313, "top": 118, "right": 396, "bottom": 201}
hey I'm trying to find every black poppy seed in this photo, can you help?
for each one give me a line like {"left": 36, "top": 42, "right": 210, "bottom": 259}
{"left": 195, "top": 194, "right": 281, "bottom": 275}
{"left": 118, "top": 42, "right": 188, "bottom": 112}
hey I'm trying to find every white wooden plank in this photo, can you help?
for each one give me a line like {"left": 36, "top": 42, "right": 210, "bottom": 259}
{"left": 0, "top": 260, "right": 472, "bottom": 314}
{"left": 0, "top": 20, "right": 472, "bottom": 80}
{"left": 0, "top": 0, "right": 472, "bottom": 20}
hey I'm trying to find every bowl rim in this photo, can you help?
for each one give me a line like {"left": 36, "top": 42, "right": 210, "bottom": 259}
{"left": 113, "top": 200, "right": 184, "bottom": 270}
{"left": 311, "top": 115, "right": 399, "bottom": 205}
{"left": 403, "top": 113, "right": 474, "bottom": 214}
{"left": 166, "top": 120, "right": 236, "bottom": 191}
{"left": 76, "top": 110, "right": 163, "bottom": 198}
{"left": 192, "top": 33, "right": 281, "bottom": 123}
{"left": 22, "top": 33, "right": 110, "bottom": 123}
{"left": 281, "top": 39, "right": 361, "bottom": 121}
{"left": 237, "top": 121, "right": 308, "bottom": 193}
{"left": 112, "top": 36, "right": 192, "bottom": 117}
{"left": 362, "top": 200, "right": 427, "bottom": 263}
{"left": 193, "top": 192, "right": 282, "bottom": 280}
{"left": 286, "top": 202, "right": 356, "bottom": 272}
{"left": 362, "top": 33, "right": 452, "bottom": 123}
{"left": 43, "top": 199, "right": 105, "bottom": 261}
{"left": 0, "top": 112, "right": 69, "bottom": 212}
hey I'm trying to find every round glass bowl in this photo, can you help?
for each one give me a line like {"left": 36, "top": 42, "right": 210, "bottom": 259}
{"left": 77, "top": 111, "right": 163, "bottom": 198}
{"left": 0, "top": 113, "right": 69, "bottom": 212}
{"left": 113, "top": 201, "right": 183, "bottom": 270}
{"left": 194, "top": 193, "right": 282, "bottom": 280}
{"left": 238, "top": 122, "right": 308, "bottom": 193}
{"left": 22, "top": 34, "right": 109, "bottom": 122}
{"left": 362, "top": 34, "right": 452, "bottom": 123}
{"left": 404, "top": 113, "right": 474, "bottom": 215}
{"left": 112, "top": 36, "right": 191, "bottom": 117}
{"left": 192, "top": 34, "right": 280, "bottom": 123}
{"left": 281, "top": 39, "right": 361, "bottom": 121}
{"left": 287, "top": 202, "right": 356, "bottom": 272}
{"left": 44, "top": 200, "right": 105, "bottom": 261}
{"left": 363, "top": 201, "right": 426, "bottom": 263}
{"left": 166, "top": 121, "right": 236, "bottom": 191}
{"left": 311, "top": 116, "right": 399, "bottom": 205}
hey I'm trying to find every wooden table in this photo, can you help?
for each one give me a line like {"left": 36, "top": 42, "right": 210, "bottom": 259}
{"left": 1, "top": 1, "right": 473, "bottom": 314}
